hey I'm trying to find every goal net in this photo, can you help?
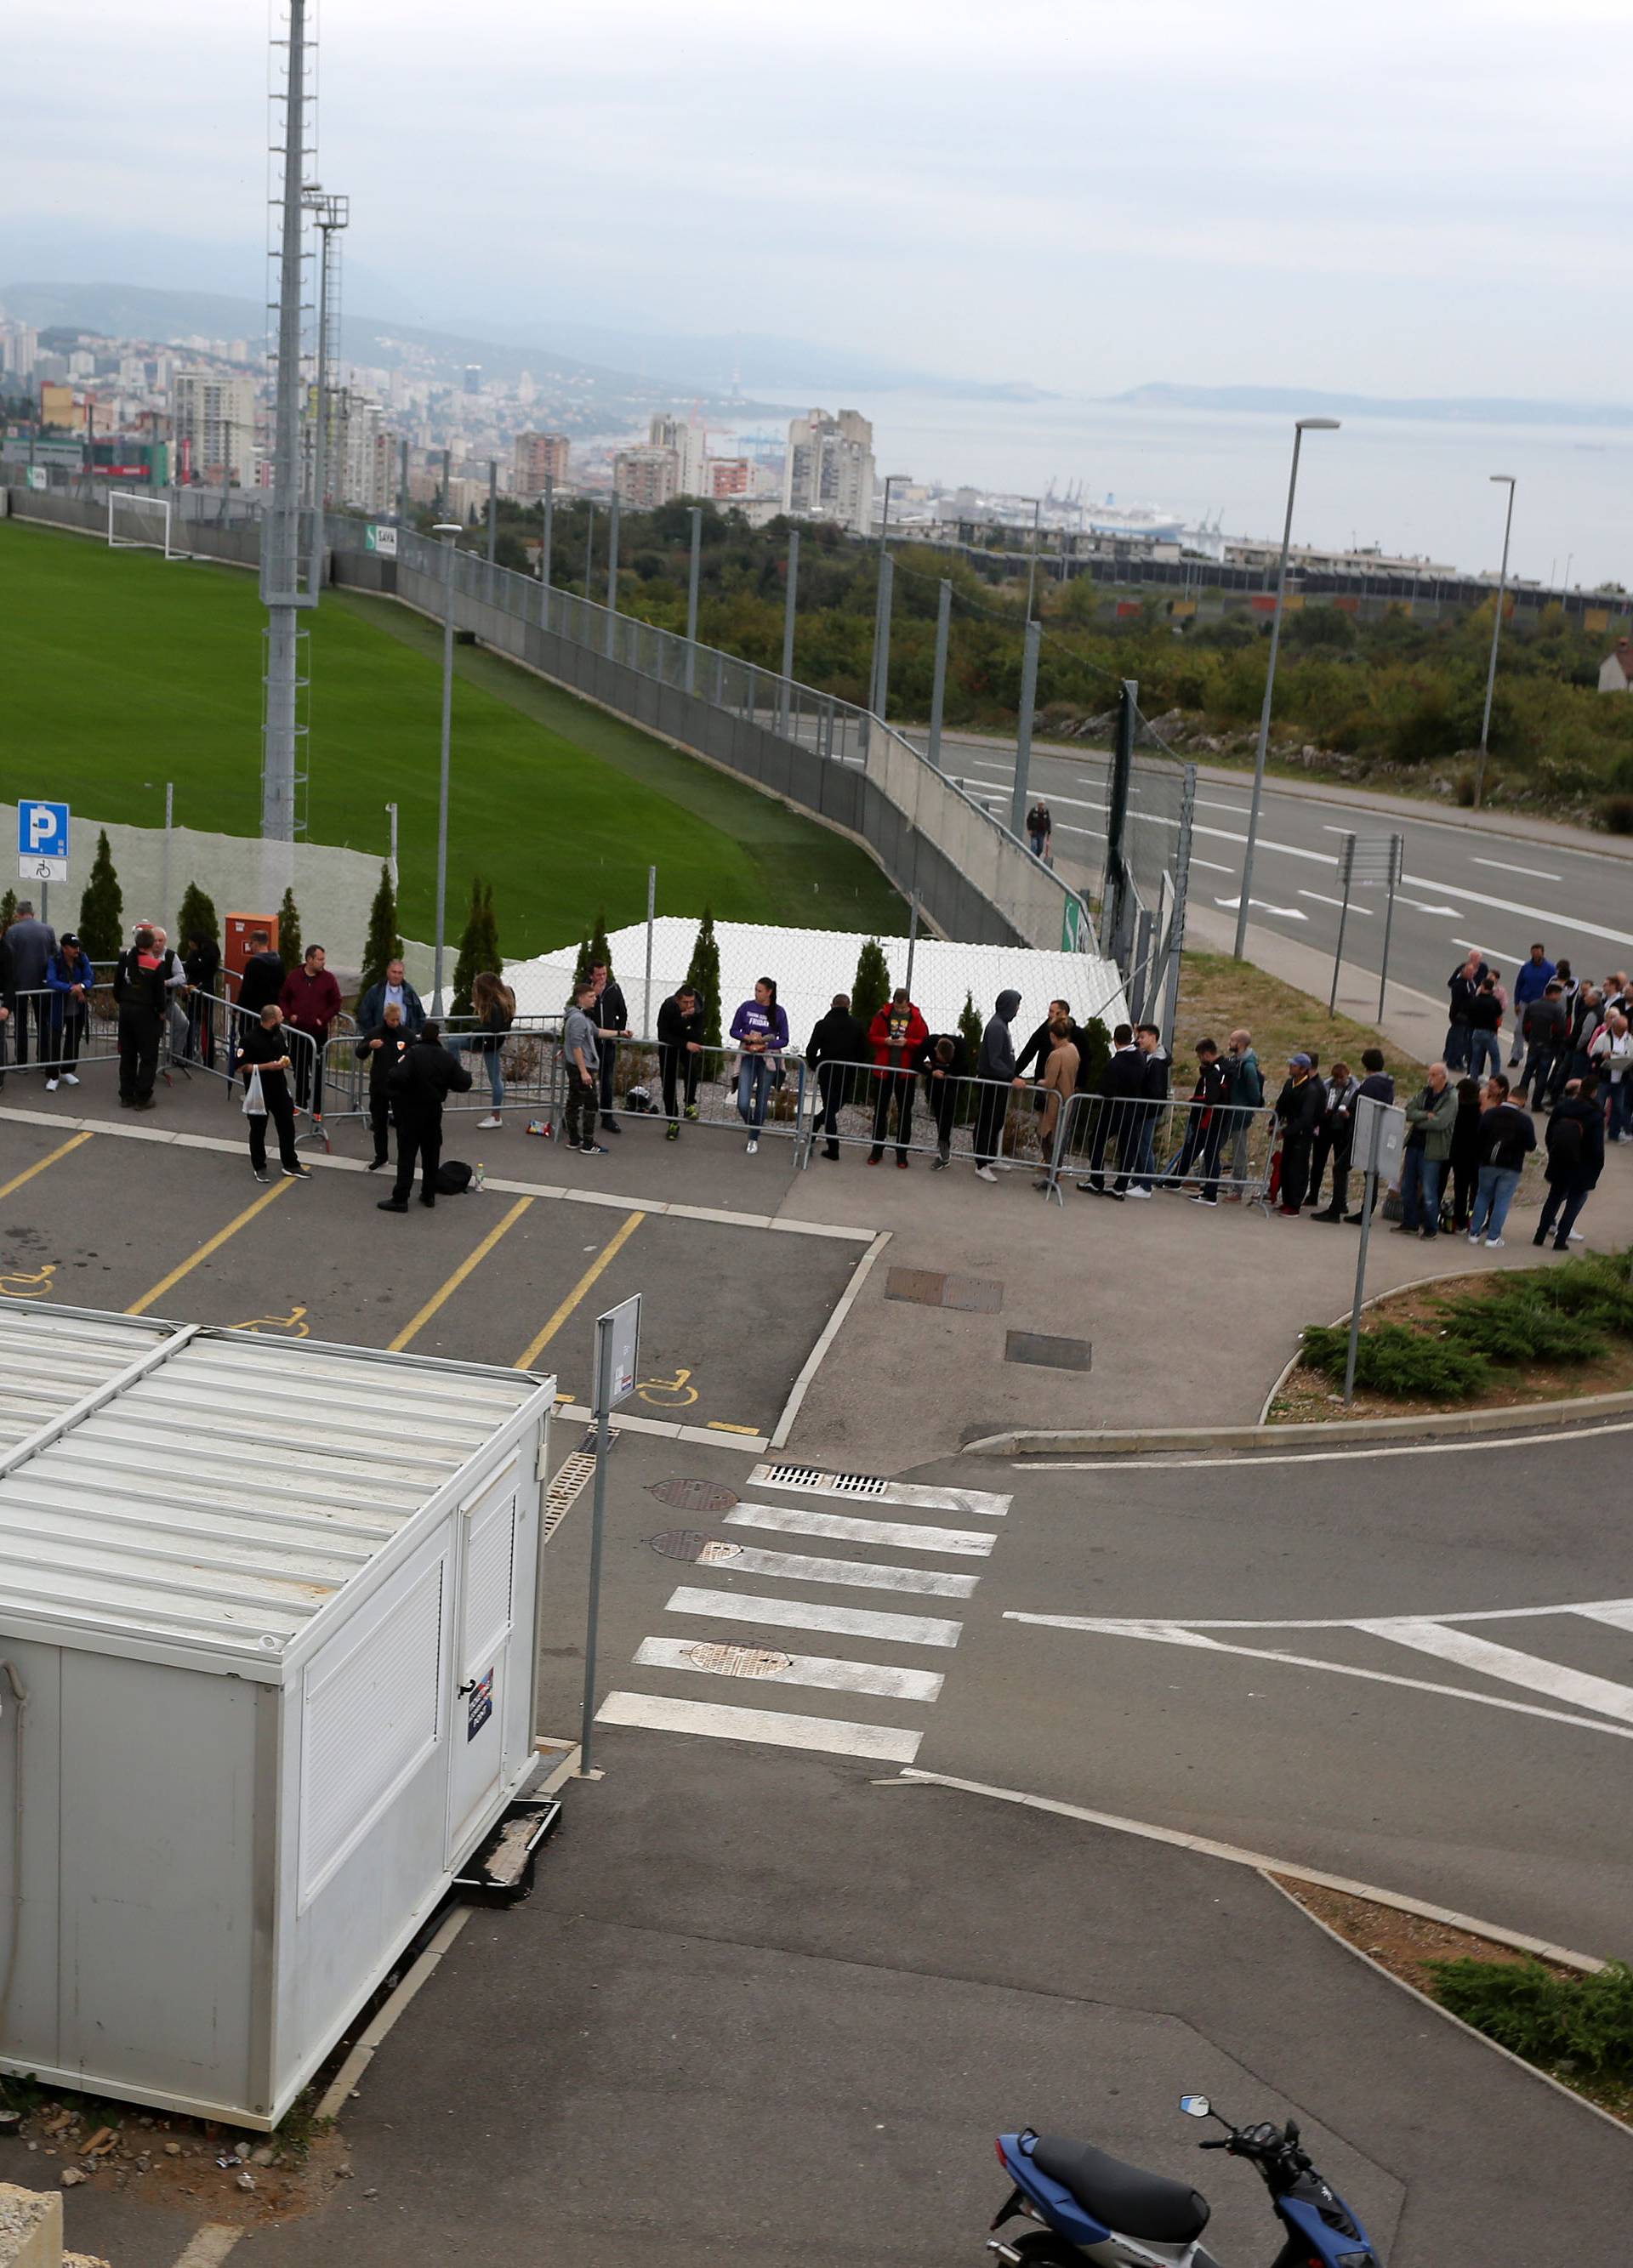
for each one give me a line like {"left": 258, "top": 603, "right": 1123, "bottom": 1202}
{"left": 107, "top": 490, "right": 185, "bottom": 559}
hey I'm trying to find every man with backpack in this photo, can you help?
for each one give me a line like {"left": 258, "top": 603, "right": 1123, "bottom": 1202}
{"left": 378, "top": 1020, "right": 471, "bottom": 1211}
{"left": 1535, "top": 1077, "right": 1604, "bottom": 1251}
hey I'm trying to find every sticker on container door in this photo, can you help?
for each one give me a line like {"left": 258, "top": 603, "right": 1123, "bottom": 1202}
{"left": 466, "top": 1666, "right": 494, "bottom": 1741}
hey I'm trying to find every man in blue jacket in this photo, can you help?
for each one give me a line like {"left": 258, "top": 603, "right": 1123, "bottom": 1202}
{"left": 1509, "top": 942, "right": 1556, "bottom": 1067}
{"left": 356, "top": 958, "right": 425, "bottom": 1037}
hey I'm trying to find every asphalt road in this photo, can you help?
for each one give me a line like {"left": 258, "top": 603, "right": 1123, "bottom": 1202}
{"left": 940, "top": 730, "right": 1633, "bottom": 1006}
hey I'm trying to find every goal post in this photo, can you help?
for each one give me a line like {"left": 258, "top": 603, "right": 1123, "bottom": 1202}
{"left": 108, "top": 490, "right": 185, "bottom": 559}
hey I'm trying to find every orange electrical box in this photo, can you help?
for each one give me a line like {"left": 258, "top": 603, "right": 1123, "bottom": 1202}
{"left": 224, "top": 912, "right": 280, "bottom": 999}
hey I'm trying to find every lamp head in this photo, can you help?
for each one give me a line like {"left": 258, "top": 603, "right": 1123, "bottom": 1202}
{"left": 1297, "top": 418, "right": 1341, "bottom": 431}
{"left": 1490, "top": 474, "right": 1516, "bottom": 486}
{"left": 432, "top": 521, "right": 461, "bottom": 536}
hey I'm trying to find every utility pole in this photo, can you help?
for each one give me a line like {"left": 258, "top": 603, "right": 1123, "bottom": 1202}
{"left": 305, "top": 188, "right": 348, "bottom": 586}
{"left": 1474, "top": 475, "right": 1516, "bottom": 811}
{"left": 397, "top": 435, "right": 409, "bottom": 523}
{"left": 259, "top": 0, "right": 314, "bottom": 854}
{"left": 685, "top": 504, "right": 702, "bottom": 694}
{"left": 605, "top": 490, "right": 620, "bottom": 657}
{"left": 780, "top": 526, "right": 799, "bottom": 730}
{"left": 486, "top": 457, "right": 498, "bottom": 567}
{"left": 927, "top": 579, "right": 952, "bottom": 768}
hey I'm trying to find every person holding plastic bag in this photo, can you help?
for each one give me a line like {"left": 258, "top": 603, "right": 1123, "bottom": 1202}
{"left": 239, "top": 1003, "right": 310, "bottom": 1182}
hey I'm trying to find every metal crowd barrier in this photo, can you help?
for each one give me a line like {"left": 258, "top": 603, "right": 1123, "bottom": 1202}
{"left": 1038, "top": 1093, "right": 1277, "bottom": 1208}
{"left": 319, "top": 1015, "right": 566, "bottom": 1141}
{"left": 791, "top": 1057, "right": 1069, "bottom": 1182}
{"left": 566, "top": 1039, "right": 806, "bottom": 1147}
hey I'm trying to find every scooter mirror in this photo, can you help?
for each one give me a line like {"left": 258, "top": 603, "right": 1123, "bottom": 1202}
{"left": 1179, "top": 2095, "right": 1210, "bottom": 2119}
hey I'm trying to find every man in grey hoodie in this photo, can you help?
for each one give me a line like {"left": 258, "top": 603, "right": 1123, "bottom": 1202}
{"left": 973, "top": 989, "right": 1026, "bottom": 1182}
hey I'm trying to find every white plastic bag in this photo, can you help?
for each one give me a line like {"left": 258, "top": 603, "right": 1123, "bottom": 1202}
{"left": 242, "top": 1067, "right": 265, "bottom": 1117}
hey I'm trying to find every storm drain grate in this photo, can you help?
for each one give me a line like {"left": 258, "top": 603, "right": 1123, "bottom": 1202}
{"left": 1004, "top": 1330, "right": 1092, "bottom": 1373}
{"left": 541, "top": 1451, "right": 597, "bottom": 1543}
{"left": 681, "top": 1642, "right": 794, "bottom": 1678}
{"left": 759, "top": 1464, "right": 889, "bottom": 1498}
{"left": 648, "top": 1477, "right": 742, "bottom": 1514}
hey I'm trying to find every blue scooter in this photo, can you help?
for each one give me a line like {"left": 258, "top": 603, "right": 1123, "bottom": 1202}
{"left": 987, "top": 2093, "right": 1380, "bottom": 2267}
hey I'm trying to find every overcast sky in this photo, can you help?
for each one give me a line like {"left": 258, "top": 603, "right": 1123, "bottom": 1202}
{"left": 5, "top": 0, "right": 1628, "bottom": 400}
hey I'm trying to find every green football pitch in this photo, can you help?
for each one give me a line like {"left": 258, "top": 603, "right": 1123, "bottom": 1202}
{"left": 0, "top": 517, "right": 902, "bottom": 956}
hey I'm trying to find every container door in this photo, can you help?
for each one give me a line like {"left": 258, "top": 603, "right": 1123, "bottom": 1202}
{"left": 447, "top": 1464, "right": 519, "bottom": 1863}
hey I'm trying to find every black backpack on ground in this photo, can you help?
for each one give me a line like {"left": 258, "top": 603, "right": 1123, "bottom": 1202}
{"left": 435, "top": 1159, "right": 474, "bottom": 1194}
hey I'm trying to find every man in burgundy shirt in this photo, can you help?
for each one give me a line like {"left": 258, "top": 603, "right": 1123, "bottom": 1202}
{"left": 277, "top": 943, "right": 343, "bottom": 1110}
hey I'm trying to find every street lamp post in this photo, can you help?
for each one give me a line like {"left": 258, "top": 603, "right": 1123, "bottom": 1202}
{"left": 1232, "top": 417, "right": 1340, "bottom": 960}
{"left": 1025, "top": 495, "right": 1042, "bottom": 625}
{"left": 432, "top": 522, "right": 461, "bottom": 1011}
{"left": 869, "top": 475, "right": 904, "bottom": 722}
{"left": 1475, "top": 475, "right": 1516, "bottom": 812}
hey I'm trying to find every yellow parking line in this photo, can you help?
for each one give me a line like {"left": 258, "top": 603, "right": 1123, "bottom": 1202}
{"left": 707, "top": 1421, "right": 761, "bottom": 1435}
{"left": 127, "top": 1178, "right": 293, "bottom": 1316}
{"left": 514, "top": 1209, "right": 644, "bottom": 1372}
{"left": 390, "top": 1197, "right": 536, "bottom": 1355}
{"left": 0, "top": 1128, "right": 94, "bottom": 1203}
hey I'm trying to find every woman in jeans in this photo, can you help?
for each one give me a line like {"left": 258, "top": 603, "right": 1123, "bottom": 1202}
{"left": 729, "top": 977, "right": 788, "bottom": 1155}
{"left": 446, "top": 971, "right": 515, "bottom": 1128}
{"left": 1465, "top": 1072, "right": 1536, "bottom": 1248}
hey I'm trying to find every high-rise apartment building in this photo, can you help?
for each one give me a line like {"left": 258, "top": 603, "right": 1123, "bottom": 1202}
{"left": 782, "top": 407, "right": 875, "bottom": 533}
{"left": 612, "top": 446, "right": 680, "bottom": 509}
{"left": 332, "top": 392, "right": 393, "bottom": 513}
{"left": 172, "top": 367, "right": 257, "bottom": 482}
{"left": 647, "top": 412, "right": 707, "bottom": 498}
{"left": 513, "top": 431, "right": 571, "bottom": 494}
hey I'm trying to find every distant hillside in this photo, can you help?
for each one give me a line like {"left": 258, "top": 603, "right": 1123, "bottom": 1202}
{"left": 1111, "top": 382, "right": 1633, "bottom": 429}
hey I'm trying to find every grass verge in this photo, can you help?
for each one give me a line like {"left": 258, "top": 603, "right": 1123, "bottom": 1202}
{"left": 1173, "top": 949, "right": 1426, "bottom": 1091}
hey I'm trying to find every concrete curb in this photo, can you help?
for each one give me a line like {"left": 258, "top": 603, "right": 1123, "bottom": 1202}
{"left": 964, "top": 1389, "right": 1633, "bottom": 1458}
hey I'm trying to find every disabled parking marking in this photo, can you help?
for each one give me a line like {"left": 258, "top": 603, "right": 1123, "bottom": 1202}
{"left": 389, "top": 1195, "right": 536, "bottom": 1353}
{"left": 0, "top": 1262, "right": 57, "bottom": 1299}
{"left": 0, "top": 1128, "right": 94, "bottom": 1202}
{"left": 231, "top": 1304, "right": 311, "bottom": 1338}
{"left": 126, "top": 1176, "right": 293, "bottom": 1316}
{"left": 639, "top": 1367, "right": 700, "bottom": 1408}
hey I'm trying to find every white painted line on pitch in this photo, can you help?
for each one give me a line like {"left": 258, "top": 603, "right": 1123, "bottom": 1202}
{"left": 595, "top": 1689, "right": 923, "bottom": 1763}
{"left": 722, "top": 1502, "right": 995, "bottom": 1556}
{"left": 1018, "top": 1419, "right": 1633, "bottom": 1471}
{"left": 770, "top": 1228, "right": 891, "bottom": 1450}
{"left": 667, "top": 1585, "right": 963, "bottom": 1648}
{"left": 749, "top": 1464, "right": 1010, "bottom": 1516}
{"left": 1003, "top": 1613, "right": 1633, "bottom": 1740}
{"left": 1299, "top": 889, "right": 1374, "bottom": 915}
{"left": 696, "top": 1541, "right": 979, "bottom": 1597}
{"left": 1356, "top": 1617, "right": 1633, "bottom": 1725}
{"left": 1472, "top": 858, "right": 1562, "bottom": 883}
{"left": 634, "top": 1634, "right": 943, "bottom": 1702}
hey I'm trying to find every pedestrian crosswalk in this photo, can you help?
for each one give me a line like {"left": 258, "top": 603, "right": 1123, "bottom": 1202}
{"left": 598, "top": 1465, "right": 1011, "bottom": 1763}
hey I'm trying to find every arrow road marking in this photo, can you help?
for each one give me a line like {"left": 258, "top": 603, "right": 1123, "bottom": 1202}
{"left": 1214, "top": 897, "right": 1308, "bottom": 919}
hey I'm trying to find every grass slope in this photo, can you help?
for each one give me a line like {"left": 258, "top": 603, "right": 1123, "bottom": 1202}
{"left": 0, "top": 519, "right": 902, "bottom": 955}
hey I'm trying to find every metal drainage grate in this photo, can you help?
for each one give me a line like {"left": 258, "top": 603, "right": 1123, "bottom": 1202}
{"left": 648, "top": 1477, "right": 742, "bottom": 1514}
{"left": 1004, "top": 1330, "right": 1092, "bottom": 1373}
{"left": 760, "top": 1464, "right": 888, "bottom": 1498}
{"left": 649, "top": 1530, "right": 743, "bottom": 1563}
{"left": 541, "top": 1451, "right": 597, "bottom": 1543}
{"left": 682, "top": 1642, "right": 792, "bottom": 1678}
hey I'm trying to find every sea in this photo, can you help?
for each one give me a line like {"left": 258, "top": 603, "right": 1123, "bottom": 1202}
{"left": 744, "top": 389, "right": 1632, "bottom": 591}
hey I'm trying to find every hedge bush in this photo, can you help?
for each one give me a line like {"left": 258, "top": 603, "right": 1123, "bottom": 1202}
{"left": 1428, "top": 1958, "right": 1633, "bottom": 2086}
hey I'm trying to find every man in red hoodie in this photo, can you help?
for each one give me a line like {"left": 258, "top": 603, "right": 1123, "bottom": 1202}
{"left": 278, "top": 943, "right": 343, "bottom": 1111}
{"left": 867, "top": 986, "right": 929, "bottom": 1167}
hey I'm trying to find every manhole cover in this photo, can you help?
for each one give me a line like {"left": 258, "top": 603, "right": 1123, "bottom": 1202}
{"left": 682, "top": 1643, "right": 792, "bottom": 1678}
{"left": 649, "top": 1477, "right": 741, "bottom": 1513}
{"left": 648, "top": 1529, "right": 743, "bottom": 1563}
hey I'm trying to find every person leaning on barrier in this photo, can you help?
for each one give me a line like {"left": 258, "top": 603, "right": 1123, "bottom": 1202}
{"left": 239, "top": 1002, "right": 310, "bottom": 1182}
{"left": 1030, "top": 1018, "right": 1081, "bottom": 1192}
{"left": 657, "top": 983, "right": 706, "bottom": 1141}
{"left": 916, "top": 1027, "right": 970, "bottom": 1171}
{"left": 43, "top": 933, "right": 94, "bottom": 1092}
{"left": 1077, "top": 1022, "right": 1147, "bottom": 1200}
{"left": 356, "top": 999, "right": 410, "bottom": 1169}
{"left": 113, "top": 927, "right": 167, "bottom": 1111}
{"left": 806, "top": 992, "right": 868, "bottom": 1162}
{"left": 973, "top": 989, "right": 1027, "bottom": 1185}
{"left": 591, "top": 962, "right": 631, "bottom": 1135}
{"left": 356, "top": 958, "right": 425, "bottom": 1037}
{"left": 379, "top": 1020, "right": 470, "bottom": 1210}
{"left": 867, "top": 988, "right": 928, "bottom": 1168}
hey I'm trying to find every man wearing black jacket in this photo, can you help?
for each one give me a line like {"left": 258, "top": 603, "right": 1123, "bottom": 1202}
{"left": 592, "top": 963, "right": 631, "bottom": 1134}
{"left": 1535, "top": 1078, "right": 1604, "bottom": 1251}
{"left": 657, "top": 985, "right": 706, "bottom": 1140}
{"left": 1339, "top": 1049, "right": 1396, "bottom": 1223}
{"left": 1445, "top": 952, "right": 1484, "bottom": 1072}
{"left": 1077, "top": 1025, "right": 1148, "bottom": 1199}
{"left": 238, "top": 1003, "right": 310, "bottom": 1181}
{"left": 1175, "top": 1039, "right": 1232, "bottom": 1205}
{"left": 1307, "top": 1060, "right": 1359, "bottom": 1218}
{"left": 1272, "top": 1052, "right": 1325, "bottom": 1214}
{"left": 806, "top": 992, "right": 868, "bottom": 1161}
{"left": 236, "top": 933, "right": 285, "bottom": 1016}
{"left": 917, "top": 1029, "right": 970, "bottom": 1169}
{"left": 1015, "top": 999, "right": 1080, "bottom": 1080}
{"left": 113, "top": 929, "right": 167, "bottom": 1110}
{"left": 379, "top": 1022, "right": 471, "bottom": 1211}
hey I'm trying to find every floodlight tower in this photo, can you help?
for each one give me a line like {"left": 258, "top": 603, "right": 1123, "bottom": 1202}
{"left": 304, "top": 187, "right": 350, "bottom": 569}
{"left": 260, "top": 0, "right": 317, "bottom": 857}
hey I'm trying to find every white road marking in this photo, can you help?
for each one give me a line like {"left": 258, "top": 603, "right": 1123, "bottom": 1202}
{"left": 169, "top": 2231, "right": 243, "bottom": 2268}
{"left": 1214, "top": 896, "right": 1308, "bottom": 919}
{"left": 1299, "top": 888, "right": 1374, "bottom": 915}
{"left": 1454, "top": 936, "right": 1528, "bottom": 966}
{"left": 1027, "top": 1596, "right": 1633, "bottom": 1631}
{"left": 1472, "top": 858, "right": 1562, "bottom": 883}
{"left": 1190, "top": 857, "right": 1234, "bottom": 873}
{"left": 1356, "top": 1617, "right": 1633, "bottom": 1725}
{"left": 748, "top": 1466, "right": 1010, "bottom": 1516}
{"left": 596, "top": 1689, "right": 922, "bottom": 1763}
{"left": 722, "top": 1502, "right": 995, "bottom": 1556}
{"left": 633, "top": 1634, "right": 943, "bottom": 1702}
{"left": 1016, "top": 1417, "right": 1633, "bottom": 1469}
{"left": 696, "top": 1541, "right": 978, "bottom": 1597}
{"left": 1400, "top": 899, "right": 1461, "bottom": 916}
{"left": 1579, "top": 1603, "right": 1633, "bottom": 1634}
{"left": 667, "top": 1585, "right": 963, "bottom": 1647}
{"left": 1001, "top": 1612, "right": 1633, "bottom": 1740}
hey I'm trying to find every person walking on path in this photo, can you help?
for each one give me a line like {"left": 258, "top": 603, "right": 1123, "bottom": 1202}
{"left": 917, "top": 1028, "right": 971, "bottom": 1170}
{"left": 974, "top": 989, "right": 1027, "bottom": 1184}
{"left": 1466, "top": 975, "right": 1504, "bottom": 1083}
{"left": 182, "top": 928, "right": 222, "bottom": 1068}
{"left": 867, "top": 987, "right": 929, "bottom": 1167}
{"left": 3, "top": 901, "right": 57, "bottom": 1069}
{"left": 1448, "top": 1074, "right": 1485, "bottom": 1231}
{"left": 1510, "top": 944, "right": 1556, "bottom": 1066}
{"left": 356, "top": 958, "right": 425, "bottom": 1037}
{"left": 447, "top": 970, "right": 514, "bottom": 1128}
{"left": 657, "top": 983, "right": 707, "bottom": 1140}
{"left": 1077, "top": 1023, "right": 1149, "bottom": 1199}
{"left": 1516, "top": 981, "right": 1568, "bottom": 1108}
{"left": 591, "top": 963, "right": 631, "bottom": 1134}
{"left": 239, "top": 1003, "right": 310, "bottom": 1181}
{"left": 278, "top": 944, "right": 342, "bottom": 1111}
{"left": 43, "top": 934, "right": 94, "bottom": 1091}
{"left": 1466, "top": 1073, "right": 1536, "bottom": 1248}
{"left": 1272, "top": 1053, "right": 1325, "bottom": 1215}
{"left": 561, "top": 982, "right": 606, "bottom": 1156}
{"left": 1534, "top": 1077, "right": 1605, "bottom": 1251}
{"left": 113, "top": 926, "right": 167, "bottom": 1110}
{"left": 379, "top": 1020, "right": 471, "bottom": 1209}
{"left": 1588, "top": 1009, "right": 1632, "bottom": 1142}
{"left": 729, "top": 977, "right": 788, "bottom": 1155}
{"left": 1395, "top": 1061, "right": 1458, "bottom": 1239}
{"left": 1444, "top": 951, "right": 1483, "bottom": 1073}
{"left": 806, "top": 992, "right": 867, "bottom": 1161}
{"left": 1026, "top": 800, "right": 1052, "bottom": 861}
{"left": 356, "top": 1000, "right": 410, "bottom": 1168}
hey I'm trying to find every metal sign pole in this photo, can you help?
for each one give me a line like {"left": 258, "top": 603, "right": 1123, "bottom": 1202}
{"left": 578, "top": 1322, "right": 614, "bottom": 1776}
{"left": 1344, "top": 1146, "right": 1375, "bottom": 1410}
{"left": 904, "top": 892, "right": 920, "bottom": 1000}
{"left": 642, "top": 865, "right": 657, "bottom": 1038}
{"left": 1329, "top": 833, "right": 1355, "bottom": 1015}
{"left": 1377, "top": 834, "right": 1403, "bottom": 1024}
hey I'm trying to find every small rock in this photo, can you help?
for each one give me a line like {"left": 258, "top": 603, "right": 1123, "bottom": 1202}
{"left": 363, "top": 2187, "right": 378, "bottom": 2200}
{"left": 164, "top": 2142, "right": 182, "bottom": 2157}
{"left": 333, "top": 2163, "right": 353, "bottom": 2180}
{"left": 250, "top": 2145, "right": 275, "bottom": 2167}
{"left": 60, "top": 2166, "right": 88, "bottom": 2187}
{"left": 236, "top": 2171, "right": 256, "bottom": 2193}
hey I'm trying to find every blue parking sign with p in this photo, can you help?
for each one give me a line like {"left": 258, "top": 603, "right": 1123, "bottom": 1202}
{"left": 18, "top": 800, "right": 71, "bottom": 883}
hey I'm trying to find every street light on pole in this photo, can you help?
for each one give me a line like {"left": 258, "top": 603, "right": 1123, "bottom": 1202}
{"left": 1024, "top": 495, "right": 1042, "bottom": 625}
{"left": 1475, "top": 475, "right": 1516, "bottom": 813}
{"left": 431, "top": 522, "right": 461, "bottom": 1013}
{"left": 1232, "top": 417, "right": 1340, "bottom": 961}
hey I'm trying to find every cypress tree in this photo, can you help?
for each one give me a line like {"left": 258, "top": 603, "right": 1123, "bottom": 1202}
{"left": 684, "top": 905, "right": 722, "bottom": 1049}
{"left": 589, "top": 904, "right": 613, "bottom": 980}
{"left": 957, "top": 989, "right": 986, "bottom": 1124}
{"left": 358, "top": 862, "right": 404, "bottom": 998}
{"left": 851, "top": 937, "right": 891, "bottom": 1032}
{"left": 451, "top": 876, "right": 501, "bottom": 1018}
{"left": 0, "top": 890, "right": 16, "bottom": 934}
{"left": 572, "top": 935, "right": 595, "bottom": 993}
{"left": 174, "top": 879, "right": 219, "bottom": 950}
{"left": 77, "top": 831, "right": 124, "bottom": 962}
{"left": 276, "top": 886, "right": 302, "bottom": 972}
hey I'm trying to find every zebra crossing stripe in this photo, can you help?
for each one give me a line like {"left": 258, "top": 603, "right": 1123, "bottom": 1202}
{"left": 1355, "top": 1617, "right": 1633, "bottom": 1725}
{"left": 667, "top": 1585, "right": 963, "bottom": 1648}
{"left": 697, "top": 1542, "right": 978, "bottom": 1598}
{"left": 596, "top": 1690, "right": 922, "bottom": 1764}
{"left": 748, "top": 1463, "right": 1010, "bottom": 1517}
{"left": 1577, "top": 1603, "right": 1633, "bottom": 1634}
{"left": 722, "top": 1502, "right": 995, "bottom": 1556}
{"left": 633, "top": 1634, "right": 943, "bottom": 1702}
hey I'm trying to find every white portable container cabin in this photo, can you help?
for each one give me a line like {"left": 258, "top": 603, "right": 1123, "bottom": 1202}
{"left": 0, "top": 1303, "right": 556, "bottom": 2129}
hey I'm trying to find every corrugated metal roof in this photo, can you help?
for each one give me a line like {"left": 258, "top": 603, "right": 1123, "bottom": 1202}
{"left": 0, "top": 1309, "right": 546, "bottom": 1668}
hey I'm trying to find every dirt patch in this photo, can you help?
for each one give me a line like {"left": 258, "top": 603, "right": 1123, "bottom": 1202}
{"left": 1174, "top": 951, "right": 1427, "bottom": 1094}
{"left": 1272, "top": 1875, "right": 1633, "bottom": 2128}
{"left": 1268, "top": 1269, "right": 1633, "bottom": 1422}
{"left": 3, "top": 2097, "right": 352, "bottom": 2225}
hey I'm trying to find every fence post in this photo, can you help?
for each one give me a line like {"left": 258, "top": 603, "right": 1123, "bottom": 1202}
{"left": 540, "top": 475, "right": 554, "bottom": 633}
{"left": 685, "top": 505, "right": 702, "bottom": 695}
{"left": 605, "top": 492, "right": 620, "bottom": 659}
{"left": 780, "top": 526, "right": 799, "bottom": 733}
{"left": 1008, "top": 620, "right": 1042, "bottom": 839}
{"left": 927, "top": 579, "right": 952, "bottom": 769}
{"left": 1162, "top": 762, "right": 1196, "bottom": 1045}
{"left": 870, "top": 552, "right": 895, "bottom": 723}
{"left": 1106, "top": 678, "right": 1138, "bottom": 971}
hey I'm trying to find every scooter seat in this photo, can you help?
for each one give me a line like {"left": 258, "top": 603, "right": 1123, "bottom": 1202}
{"left": 1031, "top": 2134, "right": 1210, "bottom": 2245}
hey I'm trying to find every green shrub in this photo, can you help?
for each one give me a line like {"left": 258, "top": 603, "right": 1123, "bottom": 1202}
{"left": 1428, "top": 1957, "right": 1633, "bottom": 2085}
{"left": 851, "top": 937, "right": 890, "bottom": 1031}
{"left": 276, "top": 885, "right": 301, "bottom": 972}
{"left": 1299, "top": 1322, "right": 1490, "bottom": 1400}
{"left": 1602, "top": 793, "right": 1633, "bottom": 836}
{"left": 1438, "top": 1293, "right": 1606, "bottom": 1366}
